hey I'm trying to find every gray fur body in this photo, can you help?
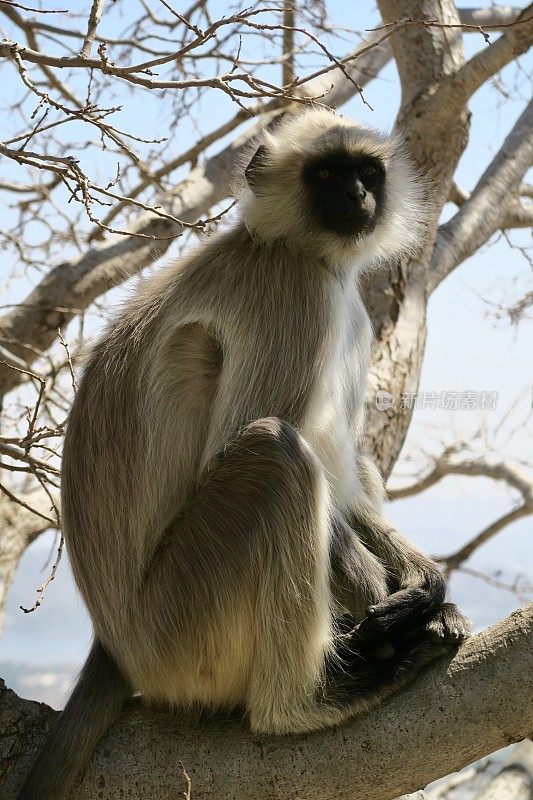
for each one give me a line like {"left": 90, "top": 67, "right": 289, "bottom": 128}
{"left": 65, "top": 226, "right": 378, "bottom": 718}
{"left": 17, "top": 109, "right": 469, "bottom": 799}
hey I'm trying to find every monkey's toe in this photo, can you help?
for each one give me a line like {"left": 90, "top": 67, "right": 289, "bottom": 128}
{"left": 426, "top": 603, "right": 471, "bottom": 644}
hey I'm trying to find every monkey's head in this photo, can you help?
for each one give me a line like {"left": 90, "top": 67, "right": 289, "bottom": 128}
{"left": 238, "top": 107, "right": 429, "bottom": 269}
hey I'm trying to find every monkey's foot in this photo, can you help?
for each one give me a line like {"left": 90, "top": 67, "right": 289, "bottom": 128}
{"left": 425, "top": 602, "right": 471, "bottom": 644}
{"left": 328, "top": 628, "right": 453, "bottom": 704}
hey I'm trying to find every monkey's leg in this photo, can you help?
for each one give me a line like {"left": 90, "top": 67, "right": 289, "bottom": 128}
{"left": 134, "top": 418, "right": 450, "bottom": 736}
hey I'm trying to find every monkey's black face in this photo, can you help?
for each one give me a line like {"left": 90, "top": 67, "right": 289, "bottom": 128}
{"left": 303, "top": 151, "right": 385, "bottom": 237}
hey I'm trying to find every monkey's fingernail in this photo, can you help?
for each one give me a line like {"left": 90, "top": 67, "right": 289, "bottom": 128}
{"left": 368, "top": 606, "right": 376, "bottom": 616}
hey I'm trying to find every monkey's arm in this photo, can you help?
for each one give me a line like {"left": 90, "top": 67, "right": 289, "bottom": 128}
{"left": 345, "top": 455, "right": 471, "bottom": 644}
{"left": 198, "top": 323, "right": 317, "bottom": 470}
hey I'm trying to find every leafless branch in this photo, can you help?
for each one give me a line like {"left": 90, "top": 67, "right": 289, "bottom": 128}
{"left": 79, "top": 0, "right": 106, "bottom": 59}
{"left": 437, "top": 503, "right": 532, "bottom": 573}
{"left": 3, "top": 606, "right": 533, "bottom": 799}
{"left": 281, "top": 3, "right": 295, "bottom": 90}
{"left": 437, "top": 3, "right": 533, "bottom": 106}
{"left": 430, "top": 98, "right": 533, "bottom": 293}
{"left": 19, "top": 530, "right": 63, "bottom": 613}
{"left": 448, "top": 181, "right": 533, "bottom": 229}
{"left": 388, "top": 435, "right": 533, "bottom": 574}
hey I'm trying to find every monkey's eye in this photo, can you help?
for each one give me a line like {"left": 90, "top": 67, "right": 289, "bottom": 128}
{"left": 359, "top": 164, "right": 378, "bottom": 178}
{"left": 316, "top": 168, "right": 333, "bottom": 180}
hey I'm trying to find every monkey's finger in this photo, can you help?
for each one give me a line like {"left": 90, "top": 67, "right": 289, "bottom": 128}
{"left": 353, "top": 612, "right": 407, "bottom": 644}
{"left": 354, "top": 600, "right": 435, "bottom": 645}
{"left": 367, "top": 587, "right": 431, "bottom": 619}
{"left": 426, "top": 603, "right": 471, "bottom": 644}
{"left": 397, "top": 622, "right": 428, "bottom": 642}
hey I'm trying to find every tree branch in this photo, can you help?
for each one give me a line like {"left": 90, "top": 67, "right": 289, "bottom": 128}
{"left": 0, "top": 493, "right": 52, "bottom": 628}
{"left": 448, "top": 182, "right": 533, "bottom": 229}
{"left": 377, "top": 0, "right": 466, "bottom": 110}
{"left": 438, "top": 3, "right": 533, "bottom": 107}
{"left": 0, "top": 4, "right": 524, "bottom": 398}
{"left": 281, "top": 2, "right": 295, "bottom": 89}
{"left": 437, "top": 503, "right": 532, "bottom": 572}
{"left": 459, "top": 7, "right": 522, "bottom": 27}
{"left": 388, "top": 456, "right": 533, "bottom": 501}
{"left": 473, "top": 739, "right": 533, "bottom": 799}
{"left": 388, "top": 452, "right": 533, "bottom": 571}
{"left": 79, "top": 0, "right": 105, "bottom": 59}
{"left": 429, "top": 97, "right": 533, "bottom": 293}
{"left": 2, "top": 605, "right": 532, "bottom": 800}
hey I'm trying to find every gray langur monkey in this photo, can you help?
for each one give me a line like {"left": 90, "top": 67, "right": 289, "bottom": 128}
{"left": 17, "top": 107, "right": 470, "bottom": 800}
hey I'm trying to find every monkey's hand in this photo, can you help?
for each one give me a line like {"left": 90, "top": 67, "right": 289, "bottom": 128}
{"left": 346, "top": 508, "right": 471, "bottom": 649}
{"left": 353, "top": 570, "right": 471, "bottom": 653}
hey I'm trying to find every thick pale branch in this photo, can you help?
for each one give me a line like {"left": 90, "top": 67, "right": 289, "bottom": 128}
{"left": 459, "top": 7, "right": 522, "bottom": 26}
{"left": 429, "top": 98, "right": 533, "bottom": 293}
{"left": 448, "top": 182, "right": 533, "bottom": 229}
{"left": 2, "top": 605, "right": 532, "bottom": 800}
{"left": 438, "top": 3, "right": 533, "bottom": 106}
{"left": 501, "top": 202, "right": 533, "bottom": 228}
{"left": 377, "top": 0, "right": 466, "bottom": 110}
{"left": 473, "top": 740, "right": 533, "bottom": 800}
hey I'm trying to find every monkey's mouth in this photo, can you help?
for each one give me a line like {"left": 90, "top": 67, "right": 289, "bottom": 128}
{"left": 323, "top": 212, "right": 377, "bottom": 238}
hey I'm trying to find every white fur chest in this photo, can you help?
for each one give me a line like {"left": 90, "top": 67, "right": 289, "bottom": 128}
{"left": 302, "top": 276, "right": 372, "bottom": 511}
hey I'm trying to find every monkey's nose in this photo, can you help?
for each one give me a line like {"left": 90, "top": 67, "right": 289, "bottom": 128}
{"left": 347, "top": 181, "right": 367, "bottom": 202}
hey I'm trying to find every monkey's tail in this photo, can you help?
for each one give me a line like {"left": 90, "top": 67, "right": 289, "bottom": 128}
{"left": 17, "top": 639, "right": 131, "bottom": 800}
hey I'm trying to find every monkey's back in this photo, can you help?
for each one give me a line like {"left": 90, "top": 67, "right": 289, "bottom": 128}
{"left": 61, "top": 242, "right": 229, "bottom": 661}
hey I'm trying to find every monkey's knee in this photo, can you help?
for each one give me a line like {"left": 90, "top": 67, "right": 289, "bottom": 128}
{"left": 230, "top": 417, "right": 323, "bottom": 482}
{"left": 242, "top": 417, "right": 309, "bottom": 458}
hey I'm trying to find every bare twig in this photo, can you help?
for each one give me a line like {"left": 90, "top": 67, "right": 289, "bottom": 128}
{"left": 57, "top": 327, "right": 77, "bottom": 393}
{"left": 79, "top": 0, "right": 106, "bottom": 59}
{"left": 436, "top": 503, "right": 532, "bottom": 574}
{"left": 0, "top": 482, "right": 56, "bottom": 526}
{"left": 19, "top": 531, "right": 64, "bottom": 613}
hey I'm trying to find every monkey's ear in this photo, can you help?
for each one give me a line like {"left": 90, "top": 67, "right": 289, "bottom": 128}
{"left": 244, "top": 145, "right": 268, "bottom": 192}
